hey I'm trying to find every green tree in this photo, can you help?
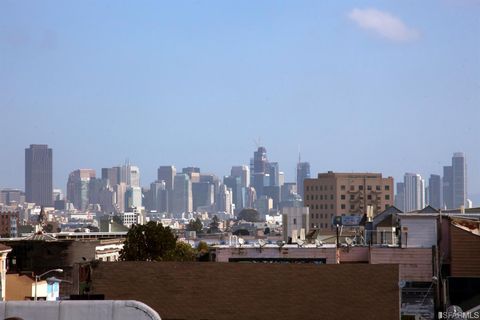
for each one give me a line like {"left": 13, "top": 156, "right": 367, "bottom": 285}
{"left": 207, "top": 215, "right": 220, "bottom": 234}
{"left": 196, "top": 241, "right": 210, "bottom": 262}
{"left": 164, "top": 242, "right": 196, "bottom": 262}
{"left": 186, "top": 218, "right": 203, "bottom": 233}
{"left": 237, "top": 209, "right": 260, "bottom": 222}
{"left": 120, "top": 221, "right": 177, "bottom": 261}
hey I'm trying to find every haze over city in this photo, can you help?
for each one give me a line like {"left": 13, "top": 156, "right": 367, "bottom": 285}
{"left": 1, "top": 1, "right": 479, "bottom": 193}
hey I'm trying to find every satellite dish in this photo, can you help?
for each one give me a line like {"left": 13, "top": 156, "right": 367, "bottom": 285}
{"left": 297, "top": 239, "right": 305, "bottom": 247}
{"left": 315, "top": 239, "right": 323, "bottom": 247}
{"left": 398, "top": 280, "right": 406, "bottom": 288}
{"left": 345, "top": 237, "right": 353, "bottom": 246}
{"left": 238, "top": 238, "right": 245, "bottom": 246}
{"left": 258, "top": 239, "right": 266, "bottom": 247}
{"left": 276, "top": 240, "right": 285, "bottom": 247}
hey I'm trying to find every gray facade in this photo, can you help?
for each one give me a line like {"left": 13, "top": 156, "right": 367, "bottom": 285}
{"left": 25, "top": 144, "right": 53, "bottom": 206}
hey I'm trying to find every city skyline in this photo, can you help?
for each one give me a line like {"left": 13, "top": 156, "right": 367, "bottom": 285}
{"left": 1, "top": 1, "right": 479, "bottom": 200}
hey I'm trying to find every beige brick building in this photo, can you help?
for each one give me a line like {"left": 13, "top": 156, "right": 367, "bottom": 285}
{"left": 304, "top": 172, "right": 394, "bottom": 233}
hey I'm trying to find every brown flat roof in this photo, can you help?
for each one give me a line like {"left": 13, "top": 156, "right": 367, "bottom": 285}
{"left": 92, "top": 262, "right": 399, "bottom": 320}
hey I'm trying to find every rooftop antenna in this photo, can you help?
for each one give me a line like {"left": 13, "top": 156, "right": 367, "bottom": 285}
{"left": 253, "top": 137, "right": 262, "bottom": 148}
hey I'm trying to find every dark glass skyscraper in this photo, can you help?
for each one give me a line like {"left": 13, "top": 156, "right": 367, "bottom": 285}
{"left": 25, "top": 144, "right": 53, "bottom": 206}
{"left": 296, "top": 162, "right": 310, "bottom": 198}
{"left": 252, "top": 147, "right": 268, "bottom": 197}
{"left": 428, "top": 174, "right": 442, "bottom": 210}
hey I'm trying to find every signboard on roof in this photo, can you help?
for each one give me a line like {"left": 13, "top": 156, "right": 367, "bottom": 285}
{"left": 332, "top": 215, "right": 362, "bottom": 226}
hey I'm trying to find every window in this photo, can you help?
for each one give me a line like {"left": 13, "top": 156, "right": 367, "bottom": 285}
{"left": 316, "top": 204, "right": 319, "bottom": 210}
{"left": 320, "top": 213, "right": 323, "bottom": 219}
{"left": 330, "top": 194, "right": 334, "bottom": 200}
{"left": 330, "top": 204, "right": 334, "bottom": 209}
{"left": 376, "top": 185, "right": 381, "bottom": 191}
{"left": 385, "top": 195, "right": 390, "bottom": 200}
{"left": 367, "top": 195, "right": 372, "bottom": 200}
{"left": 385, "top": 204, "right": 390, "bottom": 209}
{"left": 293, "top": 218, "right": 297, "bottom": 225}
{"left": 350, "top": 204, "right": 355, "bottom": 210}
{"left": 320, "top": 204, "right": 324, "bottom": 209}
{"left": 330, "top": 186, "right": 334, "bottom": 190}
{"left": 318, "top": 186, "right": 321, "bottom": 191}
{"left": 311, "top": 223, "right": 314, "bottom": 228}
{"left": 311, "top": 213, "right": 314, "bottom": 219}
{"left": 341, "top": 204, "right": 346, "bottom": 209}
{"left": 320, "top": 223, "right": 324, "bottom": 228}
{"left": 385, "top": 185, "right": 390, "bottom": 191}
{"left": 350, "top": 185, "right": 355, "bottom": 191}
{"left": 359, "top": 185, "right": 364, "bottom": 190}
{"left": 341, "top": 194, "right": 346, "bottom": 200}
{"left": 350, "top": 194, "right": 355, "bottom": 200}
{"left": 320, "top": 195, "right": 323, "bottom": 200}
{"left": 341, "top": 185, "right": 346, "bottom": 190}
{"left": 306, "top": 195, "right": 309, "bottom": 200}
{"left": 367, "top": 185, "right": 372, "bottom": 190}
{"left": 315, "top": 195, "right": 318, "bottom": 200}
{"left": 306, "top": 186, "right": 310, "bottom": 191}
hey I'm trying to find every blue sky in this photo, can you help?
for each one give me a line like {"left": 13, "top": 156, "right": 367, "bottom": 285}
{"left": 1, "top": 1, "right": 479, "bottom": 199}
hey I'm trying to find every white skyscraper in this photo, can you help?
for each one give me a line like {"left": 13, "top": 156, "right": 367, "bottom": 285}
{"left": 404, "top": 173, "right": 425, "bottom": 212}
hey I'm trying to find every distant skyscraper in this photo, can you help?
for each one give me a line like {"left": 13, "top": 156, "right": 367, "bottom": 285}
{"left": 192, "top": 182, "right": 214, "bottom": 211}
{"left": 158, "top": 166, "right": 176, "bottom": 213}
{"left": 428, "top": 174, "right": 442, "bottom": 210}
{"left": 172, "top": 173, "right": 192, "bottom": 216}
{"left": 66, "top": 169, "right": 96, "bottom": 211}
{"left": 267, "top": 162, "right": 280, "bottom": 187}
{"left": 217, "top": 184, "right": 233, "bottom": 215}
{"left": 252, "top": 147, "right": 268, "bottom": 197}
{"left": 231, "top": 166, "right": 250, "bottom": 189}
{"left": 395, "top": 182, "right": 405, "bottom": 212}
{"left": 452, "top": 152, "right": 467, "bottom": 209}
{"left": 443, "top": 166, "right": 453, "bottom": 209}
{"left": 25, "top": 144, "right": 53, "bottom": 207}
{"left": 127, "top": 165, "right": 140, "bottom": 187}
{"left": 404, "top": 173, "right": 425, "bottom": 212}
{"left": 296, "top": 162, "right": 310, "bottom": 198}
{"left": 101, "top": 167, "right": 121, "bottom": 186}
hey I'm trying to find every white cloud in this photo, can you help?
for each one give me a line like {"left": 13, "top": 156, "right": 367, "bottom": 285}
{"left": 348, "top": 8, "right": 419, "bottom": 42}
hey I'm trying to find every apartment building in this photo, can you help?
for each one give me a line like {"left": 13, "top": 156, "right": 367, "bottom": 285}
{"left": 303, "top": 171, "right": 394, "bottom": 233}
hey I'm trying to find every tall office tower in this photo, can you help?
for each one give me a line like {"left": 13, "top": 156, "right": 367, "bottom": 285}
{"left": 126, "top": 165, "right": 140, "bottom": 187}
{"left": 404, "top": 173, "right": 425, "bottom": 212}
{"left": 452, "top": 152, "right": 467, "bottom": 209}
{"left": 147, "top": 181, "right": 168, "bottom": 212}
{"left": 125, "top": 186, "right": 142, "bottom": 209}
{"left": 224, "top": 176, "right": 242, "bottom": 211}
{"left": 428, "top": 174, "right": 442, "bottom": 210}
{"left": 231, "top": 166, "right": 250, "bottom": 189}
{"left": 296, "top": 162, "right": 310, "bottom": 198}
{"left": 217, "top": 184, "right": 233, "bottom": 215}
{"left": 158, "top": 166, "right": 176, "bottom": 191}
{"left": 252, "top": 147, "right": 268, "bottom": 197}
{"left": 192, "top": 182, "right": 214, "bottom": 211}
{"left": 98, "top": 187, "right": 116, "bottom": 213}
{"left": 395, "top": 182, "right": 405, "bottom": 212}
{"left": 25, "top": 144, "right": 53, "bottom": 206}
{"left": 304, "top": 172, "right": 394, "bottom": 233}
{"left": 267, "top": 162, "right": 280, "bottom": 187}
{"left": 281, "top": 182, "right": 297, "bottom": 201}
{"left": 66, "top": 169, "right": 96, "bottom": 211}
{"left": 172, "top": 173, "right": 192, "bottom": 216}
{"left": 88, "top": 178, "right": 108, "bottom": 207}
{"left": 443, "top": 166, "right": 453, "bottom": 209}
{"left": 0, "top": 189, "right": 25, "bottom": 206}
{"left": 101, "top": 167, "right": 121, "bottom": 186}
{"left": 182, "top": 167, "right": 200, "bottom": 183}
{"left": 158, "top": 166, "right": 176, "bottom": 213}
{"left": 113, "top": 183, "right": 127, "bottom": 213}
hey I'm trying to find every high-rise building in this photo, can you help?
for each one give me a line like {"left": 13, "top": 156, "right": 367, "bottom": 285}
{"left": 395, "top": 182, "right": 405, "bottom": 212}
{"left": 66, "top": 169, "right": 96, "bottom": 211}
{"left": 217, "top": 184, "right": 233, "bottom": 215}
{"left": 192, "top": 182, "right": 214, "bottom": 211}
{"left": 113, "top": 183, "right": 127, "bottom": 213}
{"left": 304, "top": 172, "right": 394, "bottom": 233}
{"left": 223, "top": 176, "right": 242, "bottom": 211}
{"left": 231, "top": 166, "right": 250, "bottom": 189}
{"left": 267, "top": 162, "right": 280, "bottom": 187}
{"left": 127, "top": 165, "right": 140, "bottom": 187}
{"left": 428, "top": 174, "right": 442, "bottom": 210}
{"left": 101, "top": 167, "right": 121, "bottom": 186}
{"left": 125, "top": 186, "right": 142, "bottom": 209}
{"left": 452, "top": 152, "right": 467, "bottom": 209}
{"left": 172, "top": 173, "right": 192, "bottom": 216}
{"left": 25, "top": 144, "right": 53, "bottom": 206}
{"left": 296, "top": 162, "right": 310, "bottom": 198}
{"left": 252, "top": 147, "right": 268, "bottom": 197}
{"left": 443, "top": 166, "right": 453, "bottom": 209}
{"left": 403, "top": 173, "right": 425, "bottom": 212}
{"left": 158, "top": 166, "right": 176, "bottom": 213}
{"left": 147, "top": 181, "right": 168, "bottom": 212}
